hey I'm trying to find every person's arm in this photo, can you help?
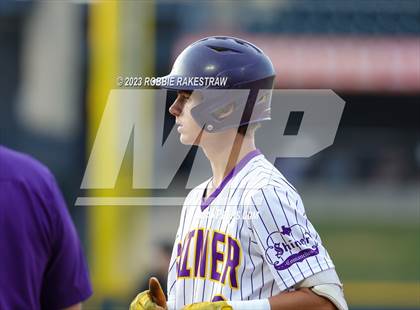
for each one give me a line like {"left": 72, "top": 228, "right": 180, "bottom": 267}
{"left": 220, "top": 287, "right": 336, "bottom": 310}
{"left": 40, "top": 172, "right": 92, "bottom": 309}
{"left": 247, "top": 186, "right": 346, "bottom": 309}
{"left": 268, "top": 288, "right": 336, "bottom": 310}
{"left": 182, "top": 290, "right": 334, "bottom": 310}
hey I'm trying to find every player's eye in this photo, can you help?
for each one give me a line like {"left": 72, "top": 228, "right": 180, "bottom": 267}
{"left": 178, "top": 93, "right": 190, "bottom": 103}
{"left": 179, "top": 90, "right": 192, "bottom": 97}
{"left": 179, "top": 95, "right": 187, "bottom": 104}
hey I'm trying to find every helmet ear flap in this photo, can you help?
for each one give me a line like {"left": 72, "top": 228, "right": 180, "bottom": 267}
{"left": 191, "top": 89, "right": 251, "bottom": 132}
{"left": 211, "top": 102, "right": 236, "bottom": 120}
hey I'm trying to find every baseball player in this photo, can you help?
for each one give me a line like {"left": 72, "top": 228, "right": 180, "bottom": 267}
{"left": 131, "top": 36, "right": 347, "bottom": 310}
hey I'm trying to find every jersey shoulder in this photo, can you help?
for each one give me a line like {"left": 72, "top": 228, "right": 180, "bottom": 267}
{"left": 242, "top": 155, "right": 299, "bottom": 200}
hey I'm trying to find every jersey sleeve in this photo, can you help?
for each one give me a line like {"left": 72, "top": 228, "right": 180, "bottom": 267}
{"left": 40, "top": 174, "right": 93, "bottom": 309}
{"left": 248, "top": 185, "right": 333, "bottom": 291}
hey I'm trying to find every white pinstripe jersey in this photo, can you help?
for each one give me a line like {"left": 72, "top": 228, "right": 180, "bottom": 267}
{"left": 167, "top": 150, "right": 334, "bottom": 309}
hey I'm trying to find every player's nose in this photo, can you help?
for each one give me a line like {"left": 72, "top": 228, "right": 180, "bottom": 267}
{"left": 169, "top": 99, "right": 183, "bottom": 117}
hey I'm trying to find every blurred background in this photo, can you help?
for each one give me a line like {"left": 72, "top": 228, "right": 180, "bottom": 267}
{"left": 0, "top": 0, "right": 419, "bottom": 309}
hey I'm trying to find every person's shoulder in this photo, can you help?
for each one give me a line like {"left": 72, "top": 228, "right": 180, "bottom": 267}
{"left": 242, "top": 155, "right": 300, "bottom": 201}
{"left": 245, "top": 155, "right": 298, "bottom": 192}
{"left": 0, "top": 145, "right": 54, "bottom": 191}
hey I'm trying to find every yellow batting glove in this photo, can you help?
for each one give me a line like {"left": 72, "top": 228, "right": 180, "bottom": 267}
{"left": 130, "top": 290, "right": 160, "bottom": 310}
{"left": 182, "top": 301, "right": 232, "bottom": 310}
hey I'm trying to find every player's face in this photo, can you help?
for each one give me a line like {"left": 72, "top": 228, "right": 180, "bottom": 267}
{"left": 169, "top": 91, "right": 204, "bottom": 145}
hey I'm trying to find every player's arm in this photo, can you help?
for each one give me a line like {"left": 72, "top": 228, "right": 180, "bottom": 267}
{"left": 248, "top": 186, "right": 348, "bottom": 310}
{"left": 41, "top": 172, "right": 92, "bottom": 309}
{"left": 182, "top": 291, "right": 334, "bottom": 310}
{"left": 268, "top": 287, "right": 336, "bottom": 310}
{"left": 182, "top": 270, "right": 345, "bottom": 310}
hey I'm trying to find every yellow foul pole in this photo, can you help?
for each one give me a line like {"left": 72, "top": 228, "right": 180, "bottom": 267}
{"left": 87, "top": 0, "right": 155, "bottom": 301}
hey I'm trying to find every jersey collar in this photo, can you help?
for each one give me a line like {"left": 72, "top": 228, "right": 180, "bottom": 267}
{"left": 201, "top": 149, "right": 262, "bottom": 211}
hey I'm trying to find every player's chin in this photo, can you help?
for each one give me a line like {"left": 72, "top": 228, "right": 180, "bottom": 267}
{"left": 179, "top": 130, "right": 203, "bottom": 145}
{"left": 179, "top": 134, "right": 195, "bottom": 145}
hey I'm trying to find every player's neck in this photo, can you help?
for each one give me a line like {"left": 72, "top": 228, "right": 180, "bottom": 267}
{"left": 202, "top": 134, "right": 256, "bottom": 189}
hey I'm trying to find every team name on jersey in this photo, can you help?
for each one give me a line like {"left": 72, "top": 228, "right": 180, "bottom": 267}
{"left": 176, "top": 228, "right": 241, "bottom": 289}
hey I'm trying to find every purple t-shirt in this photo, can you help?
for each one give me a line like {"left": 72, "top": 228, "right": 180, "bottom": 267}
{"left": 0, "top": 146, "right": 92, "bottom": 309}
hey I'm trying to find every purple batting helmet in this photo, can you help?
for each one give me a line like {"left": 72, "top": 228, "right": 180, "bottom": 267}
{"left": 162, "top": 36, "right": 276, "bottom": 132}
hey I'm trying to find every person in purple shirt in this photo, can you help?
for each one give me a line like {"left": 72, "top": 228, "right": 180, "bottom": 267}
{"left": 0, "top": 146, "right": 92, "bottom": 309}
